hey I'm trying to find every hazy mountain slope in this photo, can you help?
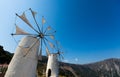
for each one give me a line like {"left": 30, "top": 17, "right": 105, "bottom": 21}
{"left": 0, "top": 45, "right": 120, "bottom": 77}
{"left": 84, "top": 58, "right": 120, "bottom": 77}
{"left": 38, "top": 57, "right": 120, "bottom": 77}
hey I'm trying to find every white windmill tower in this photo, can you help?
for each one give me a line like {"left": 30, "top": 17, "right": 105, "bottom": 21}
{"left": 5, "top": 8, "right": 56, "bottom": 77}
{"left": 46, "top": 41, "right": 64, "bottom": 77}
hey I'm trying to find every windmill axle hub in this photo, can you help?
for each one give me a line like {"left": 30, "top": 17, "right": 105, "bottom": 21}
{"left": 39, "top": 33, "right": 44, "bottom": 38}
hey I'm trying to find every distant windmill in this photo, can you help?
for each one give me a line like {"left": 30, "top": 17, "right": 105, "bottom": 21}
{"left": 46, "top": 41, "right": 64, "bottom": 77}
{"left": 5, "top": 8, "right": 56, "bottom": 77}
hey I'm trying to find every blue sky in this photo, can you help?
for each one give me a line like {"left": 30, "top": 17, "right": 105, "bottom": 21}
{"left": 0, "top": 0, "right": 120, "bottom": 64}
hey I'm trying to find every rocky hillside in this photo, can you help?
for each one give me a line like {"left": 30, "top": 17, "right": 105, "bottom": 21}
{"left": 0, "top": 45, "right": 120, "bottom": 77}
{"left": 0, "top": 45, "right": 13, "bottom": 76}
{"left": 0, "top": 46, "right": 13, "bottom": 64}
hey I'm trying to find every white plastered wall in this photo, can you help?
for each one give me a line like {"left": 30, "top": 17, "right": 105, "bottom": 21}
{"left": 5, "top": 36, "right": 39, "bottom": 77}
{"left": 46, "top": 54, "right": 59, "bottom": 77}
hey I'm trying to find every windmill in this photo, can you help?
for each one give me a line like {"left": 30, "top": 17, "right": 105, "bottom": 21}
{"left": 55, "top": 41, "right": 64, "bottom": 61}
{"left": 46, "top": 41, "right": 64, "bottom": 77}
{"left": 5, "top": 8, "right": 56, "bottom": 77}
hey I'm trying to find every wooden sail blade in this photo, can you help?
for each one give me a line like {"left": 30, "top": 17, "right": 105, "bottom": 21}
{"left": 43, "top": 39, "right": 50, "bottom": 56}
{"left": 47, "top": 26, "right": 51, "bottom": 30}
{"left": 29, "top": 8, "right": 41, "bottom": 33}
{"left": 29, "top": 8, "right": 37, "bottom": 18}
{"left": 17, "top": 13, "right": 33, "bottom": 28}
{"left": 44, "top": 26, "right": 51, "bottom": 34}
{"left": 46, "top": 30, "right": 56, "bottom": 35}
{"left": 42, "top": 16, "right": 46, "bottom": 24}
{"left": 15, "top": 25, "right": 30, "bottom": 35}
{"left": 16, "top": 13, "right": 39, "bottom": 33}
{"left": 44, "top": 37, "right": 55, "bottom": 48}
{"left": 50, "top": 35, "right": 54, "bottom": 39}
{"left": 48, "top": 41, "right": 55, "bottom": 48}
{"left": 55, "top": 41, "right": 61, "bottom": 50}
{"left": 46, "top": 47, "right": 50, "bottom": 56}
{"left": 61, "top": 54, "right": 64, "bottom": 59}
